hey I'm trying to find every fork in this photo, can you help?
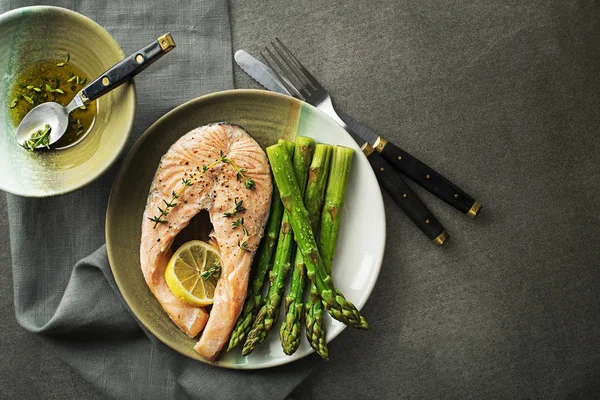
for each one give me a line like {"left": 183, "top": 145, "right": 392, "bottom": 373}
{"left": 263, "top": 38, "right": 449, "bottom": 245}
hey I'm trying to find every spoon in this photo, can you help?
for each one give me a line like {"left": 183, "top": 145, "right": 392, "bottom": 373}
{"left": 15, "top": 33, "right": 176, "bottom": 149}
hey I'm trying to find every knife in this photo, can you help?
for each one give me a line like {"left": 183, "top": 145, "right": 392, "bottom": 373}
{"left": 235, "top": 50, "right": 480, "bottom": 219}
{"left": 235, "top": 50, "right": 449, "bottom": 245}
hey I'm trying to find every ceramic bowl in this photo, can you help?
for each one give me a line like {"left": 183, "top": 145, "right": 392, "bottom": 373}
{"left": 0, "top": 6, "right": 136, "bottom": 197}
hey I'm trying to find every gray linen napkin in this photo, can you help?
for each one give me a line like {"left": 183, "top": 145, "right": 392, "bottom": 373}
{"left": 3, "top": 1, "right": 316, "bottom": 399}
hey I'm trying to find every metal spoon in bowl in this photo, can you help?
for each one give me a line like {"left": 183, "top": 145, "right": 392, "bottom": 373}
{"left": 15, "top": 33, "right": 176, "bottom": 149}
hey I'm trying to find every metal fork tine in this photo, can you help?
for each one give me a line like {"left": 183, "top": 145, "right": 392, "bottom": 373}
{"left": 275, "top": 37, "right": 321, "bottom": 90}
{"left": 264, "top": 46, "right": 310, "bottom": 98}
{"left": 270, "top": 40, "right": 313, "bottom": 92}
{"left": 261, "top": 51, "right": 304, "bottom": 100}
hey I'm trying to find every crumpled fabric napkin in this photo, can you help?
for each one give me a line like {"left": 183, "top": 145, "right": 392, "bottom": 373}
{"left": 3, "top": 1, "right": 317, "bottom": 398}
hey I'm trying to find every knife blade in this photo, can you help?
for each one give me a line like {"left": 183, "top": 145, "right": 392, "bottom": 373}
{"left": 235, "top": 50, "right": 291, "bottom": 96}
{"left": 235, "top": 49, "right": 480, "bottom": 218}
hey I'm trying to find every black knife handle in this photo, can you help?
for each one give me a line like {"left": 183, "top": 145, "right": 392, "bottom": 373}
{"left": 81, "top": 33, "right": 176, "bottom": 103}
{"left": 362, "top": 143, "right": 448, "bottom": 246}
{"left": 374, "top": 137, "right": 481, "bottom": 217}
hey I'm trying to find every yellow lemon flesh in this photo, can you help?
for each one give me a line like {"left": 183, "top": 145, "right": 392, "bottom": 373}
{"left": 165, "top": 240, "right": 221, "bottom": 307}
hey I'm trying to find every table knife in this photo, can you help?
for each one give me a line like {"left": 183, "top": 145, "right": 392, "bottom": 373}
{"left": 235, "top": 50, "right": 449, "bottom": 245}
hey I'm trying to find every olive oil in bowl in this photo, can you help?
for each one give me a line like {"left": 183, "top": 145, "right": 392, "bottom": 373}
{"left": 8, "top": 55, "right": 97, "bottom": 149}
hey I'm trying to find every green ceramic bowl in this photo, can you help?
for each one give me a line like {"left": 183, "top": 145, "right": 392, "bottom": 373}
{"left": 0, "top": 6, "right": 136, "bottom": 197}
{"left": 106, "top": 89, "right": 386, "bottom": 369}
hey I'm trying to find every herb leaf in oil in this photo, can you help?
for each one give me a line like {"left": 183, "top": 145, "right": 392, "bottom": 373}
{"left": 23, "top": 124, "right": 52, "bottom": 151}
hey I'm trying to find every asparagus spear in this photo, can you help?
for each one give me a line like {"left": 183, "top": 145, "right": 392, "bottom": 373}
{"left": 242, "top": 137, "right": 315, "bottom": 356}
{"left": 280, "top": 144, "right": 333, "bottom": 355}
{"left": 227, "top": 140, "right": 294, "bottom": 351}
{"left": 266, "top": 143, "right": 368, "bottom": 330}
{"left": 227, "top": 187, "right": 284, "bottom": 350}
{"left": 305, "top": 146, "right": 355, "bottom": 358}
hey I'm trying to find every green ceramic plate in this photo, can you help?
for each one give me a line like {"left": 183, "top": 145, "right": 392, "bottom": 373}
{"left": 0, "top": 6, "right": 136, "bottom": 197}
{"left": 106, "top": 89, "right": 386, "bottom": 369}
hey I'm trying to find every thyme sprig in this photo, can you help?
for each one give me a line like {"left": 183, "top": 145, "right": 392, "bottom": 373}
{"left": 232, "top": 217, "right": 249, "bottom": 236}
{"left": 220, "top": 153, "right": 255, "bottom": 189}
{"left": 234, "top": 217, "right": 251, "bottom": 253}
{"left": 238, "top": 240, "right": 250, "bottom": 252}
{"left": 223, "top": 198, "right": 246, "bottom": 218}
{"left": 201, "top": 264, "right": 221, "bottom": 282}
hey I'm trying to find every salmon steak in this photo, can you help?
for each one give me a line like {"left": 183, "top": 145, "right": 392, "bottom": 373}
{"left": 140, "top": 123, "right": 272, "bottom": 360}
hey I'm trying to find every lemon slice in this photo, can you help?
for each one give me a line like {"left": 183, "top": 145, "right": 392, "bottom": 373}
{"left": 165, "top": 240, "right": 221, "bottom": 307}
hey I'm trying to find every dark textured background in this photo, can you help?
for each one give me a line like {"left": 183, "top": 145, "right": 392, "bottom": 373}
{"left": 1, "top": 0, "right": 600, "bottom": 399}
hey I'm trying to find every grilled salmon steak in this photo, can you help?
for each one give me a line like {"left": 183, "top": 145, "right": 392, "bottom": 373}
{"left": 140, "top": 123, "right": 272, "bottom": 360}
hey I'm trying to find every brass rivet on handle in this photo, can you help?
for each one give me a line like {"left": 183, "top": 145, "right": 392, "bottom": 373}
{"left": 158, "top": 33, "right": 176, "bottom": 52}
{"left": 361, "top": 142, "right": 375, "bottom": 157}
{"left": 398, "top": 156, "right": 402, "bottom": 160}
{"left": 433, "top": 231, "right": 449, "bottom": 246}
{"left": 426, "top": 174, "right": 431, "bottom": 179}
{"left": 101, "top": 76, "right": 110, "bottom": 86}
{"left": 454, "top": 193, "right": 459, "bottom": 199}
{"left": 373, "top": 136, "right": 388, "bottom": 153}
{"left": 136, "top": 54, "right": 144, "bottom": 63}
{"left": 380, "top": 167, "right": 384, "bottom": 172}
{"left": 467, "top": 202, "right": 482, "bottom": 218}
{"left": 425, "top": 219, "right": 430, "bottom": 224}
{"left": 402, "top": 193, "right": 407, "bottom": 198}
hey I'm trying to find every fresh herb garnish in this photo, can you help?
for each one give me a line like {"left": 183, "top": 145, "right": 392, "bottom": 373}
{"left": 238, "top": 240, "right": 250, "bottom": 252}
{"left": 233, "top": 217, "right": 251, "bottom": 254}
{"left": 23, "top": 124, "right": 52, "bottom": 151}
{"left": 201, "top": 264, "right": 221, "bottom": 282}
{"left": 223, "top": 198, "right": 246, "bottom": 218}
{"left": 244, "top": 178, "right": 256, "bottom": 190}
{"left": 220, "top": 153, "right": 255, "bottom": 190}
{"left": 232, "top": 217, "right": 249, "bottom": 236}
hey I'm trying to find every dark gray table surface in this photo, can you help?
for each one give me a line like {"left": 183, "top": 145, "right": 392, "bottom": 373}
{"left": 2, "top": 0, "right": 600, "bottom": 399}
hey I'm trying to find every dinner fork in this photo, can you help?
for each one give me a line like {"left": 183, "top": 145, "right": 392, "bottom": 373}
{"left": 262, "top": 38, "right": 451, "bottom": 245}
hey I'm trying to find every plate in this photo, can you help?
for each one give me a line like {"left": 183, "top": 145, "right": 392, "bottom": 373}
{"left": 0, "top": 6, "right": 136, "bottom": 197}
{"left": 106, "top": 89, "right": 386, "bottom": 369}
